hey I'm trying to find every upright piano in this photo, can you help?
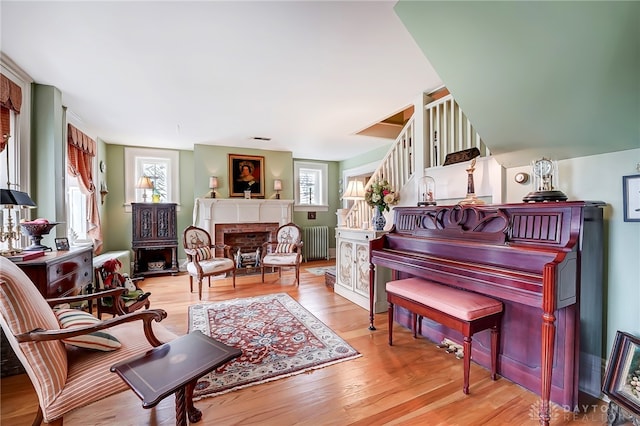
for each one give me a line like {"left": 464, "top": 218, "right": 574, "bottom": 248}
{"left": 369, "top": 202, "right": 604, "bottom": 426}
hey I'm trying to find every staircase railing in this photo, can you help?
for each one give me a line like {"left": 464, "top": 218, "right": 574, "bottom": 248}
{"left": 342, "top": 93, "right": 489, "bottom": 230}
{"left": 344, "top": 117, "right": 416, "bottom": 228}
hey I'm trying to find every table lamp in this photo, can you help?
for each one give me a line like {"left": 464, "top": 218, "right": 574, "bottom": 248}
{"left": 1, "top": 188, "right": 37, "bottom": 255}
{"left": 136, "top": 176, "right": 154, "bottom": 203}
{"left": 209, "top": 176, "right": 218, "bottom": 198}
{"left": 273, "top": 179, "right": 282, "bottom": 199}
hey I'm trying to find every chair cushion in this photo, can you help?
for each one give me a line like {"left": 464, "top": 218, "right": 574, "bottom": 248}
{"left": 386, "top": 278, "right": 503, "bottom": 321}
{"left": 0, "top": 257, "right": 68, "bottom": 413}
{"left": 54, "top": 309, "right": 121, "bottom": 351}
{"left": 186, "top": 257, "right": 234, "bottom": 276}
{"left": 275, "top": 243, "right": 295, "bottom": 253}
{"left": 194, "top": 246, "right": 213, "bottom": 261}
{"left": 263, "top": 253, "right": 299, "bottom": 266}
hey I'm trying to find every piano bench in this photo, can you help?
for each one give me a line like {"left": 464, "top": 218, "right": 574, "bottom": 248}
{"left": 386, "top": 278, "right": 503, "bottom": 395}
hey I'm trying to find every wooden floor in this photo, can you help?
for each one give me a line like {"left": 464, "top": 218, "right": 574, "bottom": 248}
{"left": 1, "top": 260, "right": 609, "bottom": 425}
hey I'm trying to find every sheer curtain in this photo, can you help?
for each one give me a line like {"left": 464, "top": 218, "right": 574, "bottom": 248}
{"left": 67, "top": 124, "right": 103, "bottom": 254}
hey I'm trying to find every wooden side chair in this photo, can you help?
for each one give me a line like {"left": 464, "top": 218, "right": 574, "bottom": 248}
{"left": 183, "top": 225, "right": 236, "bottom": 300}
{"left": 0, "top": 256, "right": 177, "bottom": 426}
{"left": 93, "top": 259, "right": 151, "bottom": 319}
{"left": 260, "top": 222, "right": 303, "bottom": 285}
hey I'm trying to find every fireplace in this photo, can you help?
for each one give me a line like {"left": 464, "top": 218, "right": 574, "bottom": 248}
{"left": 215, "top": 223, "right": 279, "bottom": 270}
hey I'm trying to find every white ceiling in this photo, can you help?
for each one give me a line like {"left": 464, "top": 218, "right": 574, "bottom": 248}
{"left": 0, "top": 1, "right": 443, "bottom": 161}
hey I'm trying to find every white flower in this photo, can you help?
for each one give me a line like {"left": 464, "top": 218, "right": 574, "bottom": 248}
{"left": 384, "top": 193, "right": 396, "bottom": 205}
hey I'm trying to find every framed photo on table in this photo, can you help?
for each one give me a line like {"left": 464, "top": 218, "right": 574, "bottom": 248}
{"left": 603, "top": 331, "right": 640, "bottom": 418}
{"left": 623, "top": 174, "right": 640, "bottom": 222}
{"left": 228, "top": 154, "right": 265, "bottom": 198}
{"left": 55, "top": 237, "right": 70, "bottom": 251}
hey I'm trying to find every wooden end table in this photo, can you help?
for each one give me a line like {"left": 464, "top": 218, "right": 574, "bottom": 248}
{"left": 111, "top": 330, "right": 242, "bottom": 425}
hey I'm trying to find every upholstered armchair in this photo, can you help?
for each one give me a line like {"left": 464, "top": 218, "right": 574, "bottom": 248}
{"left": 183, "top": 225, "right": 236, "bottom": 300}
{"left": 0, "top": 256, "right": 177, "bottom": 426}
{"left": 260, "top": 222, "right": 303, "bottom": 285}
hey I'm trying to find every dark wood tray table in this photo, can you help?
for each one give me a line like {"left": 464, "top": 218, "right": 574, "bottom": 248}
{"left": 111, "top": 330, "right": 241, "bottom": 425}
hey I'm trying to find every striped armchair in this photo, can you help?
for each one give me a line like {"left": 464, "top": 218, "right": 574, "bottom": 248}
{"left": 260, "top": 222, "right": 303, "bottom": 285}
{"left": 0, "top": 256, "right": 177, "bottom": 425}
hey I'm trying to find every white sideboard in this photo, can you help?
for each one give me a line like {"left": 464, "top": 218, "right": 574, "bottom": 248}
{"left": 335, "top": 227, "right": 390, "bottom": 313}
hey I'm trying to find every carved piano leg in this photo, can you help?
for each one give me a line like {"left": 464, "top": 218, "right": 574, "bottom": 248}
{"left": 388, "top": 302, "right": 395, "bottom": 346}
{"left": 412, "top": 313, "right": 418, "bottom": 338}
{"left": 463, "top": 336, "right": 472, "bottom": 395}
{"left": 369, "top": 263, "right": 376, "bottom": 330}
{"left": 539, "top": 310, "right": 557, "bottom": 426}
{"left": 490, "top": 325, "right": 499, "bottom": 380}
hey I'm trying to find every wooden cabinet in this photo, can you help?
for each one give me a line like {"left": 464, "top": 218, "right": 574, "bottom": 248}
{"left": 13, "top": 247, "right": 94, "bottom": 298}
{"left": 132, "top": 203, "right": 178, "bottom": 277}
{"left": 335, "top": 228, "right": 389, "bottom": 313}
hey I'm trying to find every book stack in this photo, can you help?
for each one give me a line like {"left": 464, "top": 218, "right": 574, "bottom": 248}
{"left": 4, "top": 250, "right": 46, "bottom": 262}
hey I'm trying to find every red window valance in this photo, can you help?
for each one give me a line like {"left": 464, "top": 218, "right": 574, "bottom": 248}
{"left": 1, "top": 73, "right": 22, "bottom": 152}
{"left": 67, "top": 123, "right": 96, "bottom": 156}
{"left": 0, "top": 73, "right": 22, "bottom": 113}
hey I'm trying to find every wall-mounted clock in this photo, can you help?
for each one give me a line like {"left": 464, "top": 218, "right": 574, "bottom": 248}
{"left": 522, "top": 158, "right": 568, "bottom": 202}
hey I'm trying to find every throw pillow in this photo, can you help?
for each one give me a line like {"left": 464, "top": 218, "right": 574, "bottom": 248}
{"left": 54, "top": 308, "right": 121, "bottom": 351}
{"left": 194, "top": 246, "right": 213, "bottom": 261}
{"left": 275, "top": 243, "right": 295, "bottom": 253}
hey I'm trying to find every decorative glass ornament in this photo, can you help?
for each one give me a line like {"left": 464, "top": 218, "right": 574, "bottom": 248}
{"left": 417, "top": 175, "right": 436, "bottom": 206}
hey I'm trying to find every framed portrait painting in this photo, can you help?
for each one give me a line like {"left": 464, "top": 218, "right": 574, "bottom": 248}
{"left": 228, "top": 154, "right": 265, "bottom": 198}
{"left": 603, "top": 331, "right": 640, "bottom": 417}
{"left": 623, "top": 174, "right": 640, "bottom": 222}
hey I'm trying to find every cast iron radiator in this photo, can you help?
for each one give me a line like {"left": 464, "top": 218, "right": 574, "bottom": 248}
{"left": 302, "top": 226, "right": 330, "bottom": 262}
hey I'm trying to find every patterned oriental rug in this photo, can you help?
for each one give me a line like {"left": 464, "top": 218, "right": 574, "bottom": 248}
{"left": 188, "top": 293, "right": 361, "bottom": 400}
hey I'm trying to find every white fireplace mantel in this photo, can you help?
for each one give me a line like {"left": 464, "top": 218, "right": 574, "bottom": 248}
{"left": 193, "top": 198, "right": 293, "bottom": 241}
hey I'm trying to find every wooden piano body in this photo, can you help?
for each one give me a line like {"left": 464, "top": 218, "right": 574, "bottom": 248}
{"left": 369, "top": 202, "right": 604, "bottom": 424}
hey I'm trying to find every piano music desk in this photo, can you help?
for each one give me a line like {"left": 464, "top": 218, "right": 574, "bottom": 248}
{"left": 387, "top": 277, "right": 503, "bottom": 395}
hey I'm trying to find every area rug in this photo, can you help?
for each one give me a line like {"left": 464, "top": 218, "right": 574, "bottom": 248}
{"left": 188, "top": 293, "right": 360, "bottom": 400}
{"left": 304, "top": 266, "right": 336, "bottom": 276}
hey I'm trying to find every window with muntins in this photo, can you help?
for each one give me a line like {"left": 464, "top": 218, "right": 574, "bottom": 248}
{"left": 125, "top": 147, "right": 179, "bottom": 206}
{"left": 294, "top": 161, "right": 327, "bottom": 211}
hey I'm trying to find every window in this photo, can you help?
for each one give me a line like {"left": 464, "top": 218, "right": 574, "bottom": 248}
{"left": 124, "top": 147, "right": 179, "bottom": 208}
{"left": 66, "top": 175, "right": 88, "bottom": 240}
{"left": 294, "top": 161, "right": 328, "bottom": 211}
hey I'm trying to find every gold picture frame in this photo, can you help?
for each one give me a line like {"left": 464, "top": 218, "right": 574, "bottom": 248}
{"left": 228, "top": 154, "right": 265, "bottom": 198}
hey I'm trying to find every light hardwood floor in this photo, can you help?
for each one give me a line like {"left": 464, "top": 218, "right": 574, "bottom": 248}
{"left": 1, "top": 261, "right": 608, "bottom": 425}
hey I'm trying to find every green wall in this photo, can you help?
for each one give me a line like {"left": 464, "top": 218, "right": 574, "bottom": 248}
{"left": 101, "top": 145, "right": 194, "bottom": 255}
{"left": 101, "top": 144, "right": 341, "bottom": 253}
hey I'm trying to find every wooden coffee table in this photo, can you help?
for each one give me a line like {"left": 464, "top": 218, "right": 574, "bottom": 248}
{"left": 111, "top": 330, "right": 242, "bottom": 425}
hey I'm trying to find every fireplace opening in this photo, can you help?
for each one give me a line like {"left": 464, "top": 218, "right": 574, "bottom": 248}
{"left": 225, "top": 231, "right": 269, "bottom": 269}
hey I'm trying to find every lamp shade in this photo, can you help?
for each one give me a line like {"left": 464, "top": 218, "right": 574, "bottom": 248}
{"left": 342, "top": 180, "right": 365, "bottom": 200}
{"left": 136, "top": 176, "right": 154, "bottom": 190}
{"left": 273, "top": 179, "right": 282, "bottom": 191}
{"left": 209, "top": 176, "right": 219, "bottom": 189}
{"left": 0, "top": 189, "right": 36, "bottom": 207}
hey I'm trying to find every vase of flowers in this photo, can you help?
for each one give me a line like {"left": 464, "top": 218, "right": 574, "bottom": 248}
{"left": 364, "top": 179, "right": 399, "bottom": 231}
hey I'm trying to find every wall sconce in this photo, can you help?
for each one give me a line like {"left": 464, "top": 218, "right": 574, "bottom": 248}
{"left": 273, "top": 179, "right": 282, "bottom": 199}
{"left": 136, "top": 176, "right": 154, "bottom": 203}
{"left": 209, "top": 176, "right": 218, "bottom": 198}
{"left": 100, "top": 181, "right": 109, "bottom": 205}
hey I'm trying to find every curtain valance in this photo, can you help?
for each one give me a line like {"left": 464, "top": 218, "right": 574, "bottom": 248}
{"left": 67, "top": 123, "right": 96, "bottom": 156}
{"left": 0, "top": 73, "right": 22, "bottom": 113}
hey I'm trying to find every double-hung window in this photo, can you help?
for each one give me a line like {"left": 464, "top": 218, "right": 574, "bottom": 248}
{"left": 294, "top": 161, "right": 328, "bottom": 211}
{"left": 124, "top": 147, "right": 179, "bottom": 207}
